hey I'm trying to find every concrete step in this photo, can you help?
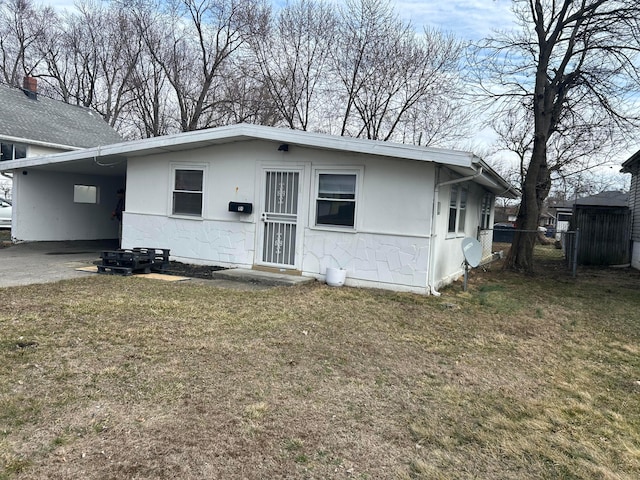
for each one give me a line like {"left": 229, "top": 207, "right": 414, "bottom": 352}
{"left": 211, "top": 268, "right": 315, "bottom": 287}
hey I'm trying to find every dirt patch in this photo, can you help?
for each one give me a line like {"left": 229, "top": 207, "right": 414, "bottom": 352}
{"left": 162, "top": 261, "right": 226, "bottom": 279}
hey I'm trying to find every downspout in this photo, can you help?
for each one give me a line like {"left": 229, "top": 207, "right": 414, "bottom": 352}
{"left": 427, "top": 166, "right": 484, "bottom": 296}
{"left": 428, "top": 167, "right": 442, "bottom": 296}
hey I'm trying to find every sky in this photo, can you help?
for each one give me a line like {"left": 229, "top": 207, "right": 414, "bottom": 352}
{"left": 45, "top": 0, "right": 518, "bottom": 41}
{"left": 33, "top": 0, "right": 633, "bottom": 188}
{"left": 393, "top": 0, "right": 516, "bottom": 40}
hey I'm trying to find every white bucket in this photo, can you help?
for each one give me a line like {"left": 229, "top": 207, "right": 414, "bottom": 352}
{"left": 325, "top": 267, "right": 347, "bottom": 287}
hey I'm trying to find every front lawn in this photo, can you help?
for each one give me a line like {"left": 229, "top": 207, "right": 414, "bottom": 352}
{"left": 1, "top": 265, "right": 639, "bottom": 479}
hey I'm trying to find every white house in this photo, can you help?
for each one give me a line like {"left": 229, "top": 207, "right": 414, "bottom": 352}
{"left": 0, "top": 124, "right": 517, "bottom": 294}
{"left": 622, "top": 152, "right": 640, "bottom": 269}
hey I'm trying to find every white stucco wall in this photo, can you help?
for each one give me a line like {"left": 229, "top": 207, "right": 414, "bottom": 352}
{"left": 429, "top": 172, "right": 490, "bottom": 289}
{"left": 123, "top": 140, "right": 438, "bottom": 292}
{"left": 632, "top": 241, "right": 640, "bottom": 270}
{"left": 11, "top": 170, "right": 124, "bottom": 241}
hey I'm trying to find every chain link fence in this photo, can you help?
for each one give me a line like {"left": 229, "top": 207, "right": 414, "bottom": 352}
{"left": 481, "top": 227, "right": 579, "bottom": 277}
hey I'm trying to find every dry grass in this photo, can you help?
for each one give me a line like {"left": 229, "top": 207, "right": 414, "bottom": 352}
{"left": 1, "top": 262, "right": 639, "bottom": 479}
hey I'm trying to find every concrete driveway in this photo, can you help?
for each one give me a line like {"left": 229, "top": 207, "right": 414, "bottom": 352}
{"left": 0, "top": 240, "right": 312, "bottom": 290}
{"left": 0, "top": 240, "right": 118, "bottom": 288}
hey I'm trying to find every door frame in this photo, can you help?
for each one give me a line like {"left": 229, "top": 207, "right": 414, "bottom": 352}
{"left": 254, "top": 163, "right": 309, "bottom": 270}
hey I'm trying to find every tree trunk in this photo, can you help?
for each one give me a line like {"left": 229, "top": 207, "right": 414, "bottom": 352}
{"left": 505, "top": 134, "right": 552, "bottom": 272}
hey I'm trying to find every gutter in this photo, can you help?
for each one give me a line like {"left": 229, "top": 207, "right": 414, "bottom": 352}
{"left": 0, "top": 134, "right": 82, "bottom": 152}
{"left": 437, "top": 166, "right": 483, "bottom": 188}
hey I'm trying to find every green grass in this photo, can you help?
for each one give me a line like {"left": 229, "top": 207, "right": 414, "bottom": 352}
{"left": 1, "top": 263, "right": 639, "bottom": 479}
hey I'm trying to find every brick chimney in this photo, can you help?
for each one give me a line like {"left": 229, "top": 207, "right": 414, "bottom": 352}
{"left": 22, "top": 76, "right": 37, "bottom": 100}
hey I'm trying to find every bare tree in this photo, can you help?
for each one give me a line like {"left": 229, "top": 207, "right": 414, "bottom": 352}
{"left": 475, "top": 0, "right": 640, "bottom": 272}
{"left": 36, "top": 1, "right": 141, "bottom": 129}
{"left": 330, "top": 0, "right": 467, "bottom": 142}
{"left": 250, "top": 0, "right": 335, "bottom": 130}
{"left": 0, "top": 0, "right": 54, "bottom": 85}
{"left": 135, "top": 0, "right": 269, "bottom": 132}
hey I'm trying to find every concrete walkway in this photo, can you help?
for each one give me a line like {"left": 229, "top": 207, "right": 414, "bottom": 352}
{"left": 0, "top": 240, "right": 315, "bottom": 290}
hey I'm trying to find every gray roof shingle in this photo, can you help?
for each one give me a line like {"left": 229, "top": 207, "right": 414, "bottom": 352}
{"left": 0, "top": 82, "right": 122, "bottom": 149}
{"left": 574, "top": 190, "right": 628, "bottom": 207}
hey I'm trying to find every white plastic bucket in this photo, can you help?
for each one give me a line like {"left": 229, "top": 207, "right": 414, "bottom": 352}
{"left": 325, "top": 267, "right": 346, "bottom": 287}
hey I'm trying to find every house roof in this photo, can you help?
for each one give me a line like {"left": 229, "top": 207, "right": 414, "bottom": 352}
{"left": 0, "top": 82, "right": 122, "bottom": 150}
{"left": 574, "top": 190, "right": 628, "bottom": 207}
{"left": 0, "top": 123, "right": 519, "bottom": 198}
{"left": 621, "top": 149, "right": 640, "bottom": 173}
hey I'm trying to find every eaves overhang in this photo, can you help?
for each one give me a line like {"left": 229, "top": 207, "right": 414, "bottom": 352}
{"left": 0, "top": 124, "right": 519, "bottom": 196}
{"left": 621, "top": 149, "right": 640, "bottom": 173}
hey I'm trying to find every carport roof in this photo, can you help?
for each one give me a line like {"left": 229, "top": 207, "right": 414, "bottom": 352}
{"left": 0, "top": 123, "right": 519, "bottom": 198}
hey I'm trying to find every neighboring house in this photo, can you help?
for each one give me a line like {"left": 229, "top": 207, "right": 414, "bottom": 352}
{"left": 546, "top": 197, "right": 574, "bottom": 236}
{"left": 570, "top": 191, "right": 630, "bottom": 266}
{"left": 0, "top": 124, "right": 518, "bottom": 294}
{"left": 493, "top": 204, "right": 518, "bottom": 224}
{"left": 0, "top": 76, "right": 122, "bottom": 221}
{"left": 622, "top": 152, "right": 640, "bottom": 269}
{"left": 0, "top": 77, "right": 122, "bottom": 193}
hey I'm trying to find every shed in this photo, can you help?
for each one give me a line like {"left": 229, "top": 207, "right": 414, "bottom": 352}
{"left": 0, "top": 124, "right": 518, "bottom": 294}
{"left": 570, "top": 191, "right": 631, "bottom": 266}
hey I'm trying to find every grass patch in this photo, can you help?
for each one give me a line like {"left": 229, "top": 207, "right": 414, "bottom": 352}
{"left": 1, "top": 265, "right": 639, "bottom": 478}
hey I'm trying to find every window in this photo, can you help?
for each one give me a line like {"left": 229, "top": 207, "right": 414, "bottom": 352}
{"left": 172, "top": 168, "right": 204, "bottom": 216}
{"left": 315, "top": 173, "right": 357, "bottom": 228}
{"left": 0, "top": 142, "right": 27, "bottom": 161}
{"left": 448, "top": 185, "right": 459, "bottom": 233}
{"left": 448, "top": 184, "right": 469, "bottom": 234}
{"left": 73, "top": 185, "right": 98, "bottom": 204}
{"left": 480, "top": 192, "right": 493, "bottom": 229}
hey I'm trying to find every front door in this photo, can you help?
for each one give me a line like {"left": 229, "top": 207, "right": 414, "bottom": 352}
{"left": 259, "top": 169, "right": 302, "bottom": 268}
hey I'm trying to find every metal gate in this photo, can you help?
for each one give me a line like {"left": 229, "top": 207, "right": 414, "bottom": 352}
{"left": 259, "top": 170, "right": 300, "bottom": 267}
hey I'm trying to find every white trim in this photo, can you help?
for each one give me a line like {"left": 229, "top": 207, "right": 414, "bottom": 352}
{"left": 169, "top": 163, "right": 207, "bottom": 219}
{"left": 310, "top": 166, "right": 364, "bottom": 231}
{"left": 0, "top": 124, "right": 518, "bottom": 199}
{"left": 0, "top": 134, "right": 81, "bottom": 152}
{"left": 255, "top": 165, "right": 307, "bottom": 270}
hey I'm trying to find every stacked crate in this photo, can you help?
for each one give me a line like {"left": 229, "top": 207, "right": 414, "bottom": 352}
{"left": 97, "top": 248, "right": 170, "bottom": 276}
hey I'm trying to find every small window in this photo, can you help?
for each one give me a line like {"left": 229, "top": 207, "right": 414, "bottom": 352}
{"left": 447, "top": 184, "right": 468, "bottom": 234}
{"left": 0, "top": 142, "right": 27, "bottom": 161}
{"left": 458, "top": 187, "right": 467, "bottom": 233}
{"left": 172, "top": 168, "right": 203, "bottom": 216}
{"left": 480, "top": 192, "right": 493, "bottom": 229}
{"left": 74, "top": 184, "right": 98, "bottom": 204}
{"left": 448, "top": 185, "right": 458, "bottom": 233}
{"left": 316, "top": 173, "right": 357, "bottom": 227}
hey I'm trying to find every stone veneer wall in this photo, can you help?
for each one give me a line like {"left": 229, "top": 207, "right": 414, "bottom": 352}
{"left": 123, "top": 213, "right": 255, "bottom": 267}
{"left": 124, "top": 213, "right": 432, "bottom": 293}
{"left": 302, "top": 229, "right": 430, "bottom": 293}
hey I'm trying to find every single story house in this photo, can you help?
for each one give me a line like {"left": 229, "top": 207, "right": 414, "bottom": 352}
{"left": 622, "top": 152, "right": 640, "bottom": 269}
{"left": 0, "top": 124, "right": 518, "bottom": 294}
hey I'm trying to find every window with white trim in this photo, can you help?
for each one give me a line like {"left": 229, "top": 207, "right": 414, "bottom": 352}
{"left": 448, "top": 184, "right": 469, "bottom": 234}
{"left": 172, "top": 167, "right": 204, "bottom": 216}
{"left": 480, "top": 192, "right": 493, "bottom": 229}
{"left": 0, "top": 142, "right": 26, "bottom": 161}
{"left": 315, "top": 172, "right": 357, "bottom": 228}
